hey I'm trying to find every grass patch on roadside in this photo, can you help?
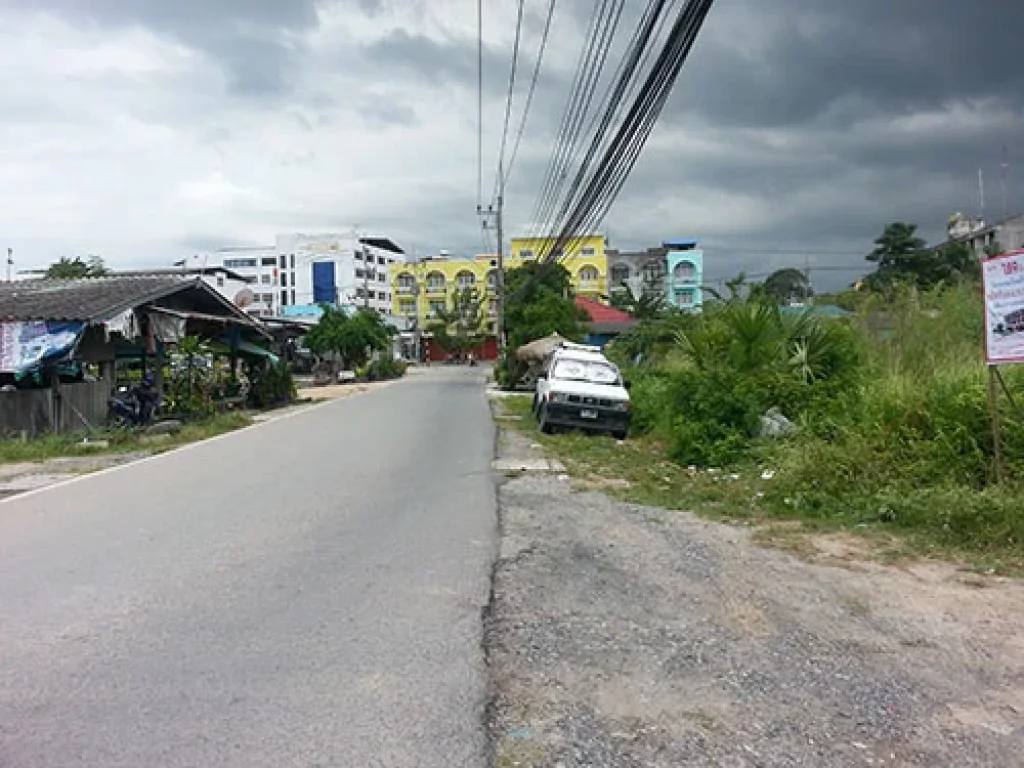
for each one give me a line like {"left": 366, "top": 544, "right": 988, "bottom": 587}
{"left": 495, "top": 395, "right": 1024, "bottom": 574}
{"left": 0, "top": 411, "right": 252, "bottom": 464}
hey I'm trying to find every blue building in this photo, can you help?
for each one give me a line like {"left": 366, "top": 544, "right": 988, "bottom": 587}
{"left": 664, "top": 239, "right": 703, "bottom": 311}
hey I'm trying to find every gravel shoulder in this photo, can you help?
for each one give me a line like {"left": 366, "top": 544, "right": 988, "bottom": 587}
{"left": 485, "top": 427, "right": 1024, "bottom": 767}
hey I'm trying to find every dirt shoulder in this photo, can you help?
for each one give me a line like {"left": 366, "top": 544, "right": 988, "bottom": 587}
{"left": 485, "top": 427, "right": 1024, "bottom": 767}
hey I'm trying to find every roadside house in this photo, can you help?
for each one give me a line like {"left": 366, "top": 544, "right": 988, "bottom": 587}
{"left": 0, "top": 275, "right": 267, "bottom": 436}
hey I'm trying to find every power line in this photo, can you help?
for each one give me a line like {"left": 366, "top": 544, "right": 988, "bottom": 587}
{"left": 503, "top": 0, "right": 558, "bottom": 192}
{"left": 492, "top": 0, "right": 527, "bottom": 204}
{"left": 542, "top": 0, "right": 718, "bottom": 263}
{"left": 528, "top": 0, "right": 623, "bottom": 239}
{"left": 545, "top": 0, "right": 676, "bottom": 243}
{"left": 505, "top": 0, "right": 717, "bottom": 310}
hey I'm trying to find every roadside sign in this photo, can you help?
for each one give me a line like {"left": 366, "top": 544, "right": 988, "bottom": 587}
{"left": 982, "top": 249, "right": 1024, "bottom": 365}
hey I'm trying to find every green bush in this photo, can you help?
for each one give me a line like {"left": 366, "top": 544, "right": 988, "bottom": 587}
{"left": 367, "top": 357, "right": 408, "bottom": 381}
{"left": 249, "top": 360, "right": 296, "bottom": 408}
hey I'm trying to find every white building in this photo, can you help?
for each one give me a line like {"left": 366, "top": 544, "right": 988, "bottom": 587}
{"left": 177, "top": 233, "right": 405, "bottom": 319}
{"left": 175, "top": 246, "right": 278, "bottom": 316}
{"left": 274, "top": 232, "right": 403, "bottom": 317}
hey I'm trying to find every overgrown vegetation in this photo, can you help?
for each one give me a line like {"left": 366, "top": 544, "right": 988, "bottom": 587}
{"left": 501, "top": 222, "right": 1023, "bottom": 570}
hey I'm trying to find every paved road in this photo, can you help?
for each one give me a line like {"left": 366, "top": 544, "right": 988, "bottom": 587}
{"left": 0, "top": 367, "right": 496, "bottom": 767}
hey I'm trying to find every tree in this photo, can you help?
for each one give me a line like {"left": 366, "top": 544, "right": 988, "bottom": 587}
{"left": 609, "top": 277, "right": 668, "bottom": 320}
{"left": 867, "top": 223, "right": 927, "bottom": 271}
{"left": 762, "top": 268, "right": 812, "bottom": 304}
{"left": 45, "top": 255, "right": 107, "bottom": 279}
{"left": 864, "top": 223, "right": 979, "bottom": 291}
{"left": 304, "top": 306, "right": 393, "bottom": 370}
{"left": 503, "top": 261, "right": 585, "bottom": 351}
{"left": 428, "top": 287, "right": 486, "bottom": 355}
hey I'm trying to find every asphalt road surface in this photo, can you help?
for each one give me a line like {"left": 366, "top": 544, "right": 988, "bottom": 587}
{"left": 0, "top": 367, "right": 496, "bottom": 767}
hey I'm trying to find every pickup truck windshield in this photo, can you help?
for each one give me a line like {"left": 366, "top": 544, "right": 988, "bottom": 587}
{"left": 552, "top": 359, "right": 619, "bottom": 384}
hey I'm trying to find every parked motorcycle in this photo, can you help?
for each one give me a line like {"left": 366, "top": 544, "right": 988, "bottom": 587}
{"left": 107, "top": 375, "right": 161, "bottom": 428}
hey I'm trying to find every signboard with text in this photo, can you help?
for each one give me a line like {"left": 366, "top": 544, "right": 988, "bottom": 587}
{"left": 983, "top": 250, "right": 1024, "bottom": 365}
{"left": 0, "top": 320, "right": 83, "bottom": 374}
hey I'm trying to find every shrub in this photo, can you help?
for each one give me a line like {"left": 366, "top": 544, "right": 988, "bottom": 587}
{"left": 249, "top": 360, "right": 296, "bottom": 408}
{"left": 367, "top": 357, "right": 408, "bottom": 381}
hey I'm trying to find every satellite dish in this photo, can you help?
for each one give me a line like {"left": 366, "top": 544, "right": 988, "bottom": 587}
{"left": 234, "top": 287, "right": 255, "bottom": 308}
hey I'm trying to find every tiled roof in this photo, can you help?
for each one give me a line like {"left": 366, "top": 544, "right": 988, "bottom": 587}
{"left": 575, "top": 295, "right": 636, "bottom": 325}
{"left": 0, "top": 275, "right": 198, "bottom": 322}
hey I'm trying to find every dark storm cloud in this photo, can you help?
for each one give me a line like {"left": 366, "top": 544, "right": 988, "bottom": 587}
{"left": 671, "top": 0, "right": 1024, "bottom": 128}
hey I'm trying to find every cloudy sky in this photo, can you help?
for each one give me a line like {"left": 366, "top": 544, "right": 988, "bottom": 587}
{"left": 1, "top": 0, "right": 1021, "bottom": 288}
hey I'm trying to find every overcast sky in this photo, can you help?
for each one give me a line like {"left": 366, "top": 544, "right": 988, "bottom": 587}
{"left": 1, "top": 0, "right": 1021, "bottom": 288}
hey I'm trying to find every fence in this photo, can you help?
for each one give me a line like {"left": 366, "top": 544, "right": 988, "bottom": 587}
{"left": 0, "top": 380, "right": 111, "bottom": 438}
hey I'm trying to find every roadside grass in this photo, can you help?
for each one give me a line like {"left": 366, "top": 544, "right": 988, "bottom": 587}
{"left": 0, "top": 412, "right": 252, "bottom": 465}
{"left": 495, "top": 395, "right": 1024, "bottom": 574}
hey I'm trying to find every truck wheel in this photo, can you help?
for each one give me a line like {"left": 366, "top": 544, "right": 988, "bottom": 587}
{"left": 539, "top": 405, "right": 554, "bottom": 434}
{"left": 612, "top": 429, "right": 627, "bottom": 440}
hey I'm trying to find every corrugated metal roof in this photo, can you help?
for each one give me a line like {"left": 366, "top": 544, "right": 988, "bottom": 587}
{"left": 575, "top": 296, "right": 636, "bottom": 325}
{"left": 0, "top": 275, "right": 199, "bottom": 322}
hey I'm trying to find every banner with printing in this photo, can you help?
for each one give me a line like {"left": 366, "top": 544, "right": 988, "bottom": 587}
{"left": 0, "top": 320, "right": 84, "bottom": 374}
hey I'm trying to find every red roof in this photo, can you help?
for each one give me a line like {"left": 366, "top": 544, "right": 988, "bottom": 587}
{"left": 574, "top": 296, "right": 635, "bottom": 325}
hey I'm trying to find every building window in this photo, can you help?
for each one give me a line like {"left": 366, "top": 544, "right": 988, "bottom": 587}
{"left": 261, "top": 257, "right": 276, "bottom": 267}
{"left": 677, "top": 290, "right": 695, "bottom": 306}
{"left": 356, "top": 288, "right": 365, "bottom": 299}
{"left": 581, "top": 246, "right": 596, "bottom": 256}
{"left": 216, "top": 276, "right": 225, "bottom": 287}
{"left": 486, "top": 269, "right": 497, "bottom": 290}
{"left": 429, "top": 300, "right": 446, "bottom": 316}
{"left": 610, "top": 264, "right": 630, "bottom": 284}
{"left": 578, "top": 265, "right": 599, "bottom": 282}
{"left": 355, "top": 268, "right": 365, "bottom": 279}
{"left": 375, "top": 291, "right": 384, "bottom": 300}
{"left": 261, "top": 274, "right": 270, "bottom": 284}
{"left": 279, "top": 254, "right": 287, "bottom": 269}
{"left": 642, "top": 259, "right": 666, "bottom": 283}
{"left": 397, "top": 273, "right": 416, "bottom": 293}
{"left": 223, "top": 258, "right": 258, "bottom": 268}
{"left": 378, "top": 274, "right": 386, "bottom": 283}
{"left": 457, "top": 270, "right": 475, "bottom": 288}
{"left": 280, "top": 289, "right": 288, "bottom": 306}
{"left": 519, "top": 249, "right": 534, "bottom": 259}
{"left": 290, "top": 289, "right": 296, "bottom": 304}
{"left": 673, "top": 260, "right": 696, "bottom": 282}
{"left": 289, "top": 254, "right": 295, "bottom": 269}
{"left": 378, "top": 256, "right": 385, "bottom": 265}
{"left": 355, "top": 250, "right": 363, "bottom": 260}
{"left": 488, "top": 299, "right": 498, "bottom": 315}
{"left": 400, "top": 300, "right": 416, "bottom": 315}
{"left": 262, "top": 293, "right": 273, "bottom": 303}
{"left": 426, "top": 272, "right": 446, "bottom": 293}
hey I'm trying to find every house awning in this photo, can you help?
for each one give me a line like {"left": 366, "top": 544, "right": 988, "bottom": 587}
{"left": 235, "top": 340, "right": 280, "bottom": 365}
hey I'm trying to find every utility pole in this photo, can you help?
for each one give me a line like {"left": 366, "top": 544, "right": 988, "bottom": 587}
{"left": 803, "top": 253, "right": 813, "bottom": 306}
{"left": 478, "top": 161, "right": 505, "bottom": 351}
{"left": 6, "top": 248, "right": 12, "bottom": 282}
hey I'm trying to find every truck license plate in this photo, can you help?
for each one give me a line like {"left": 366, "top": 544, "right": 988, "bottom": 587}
{"left": 580, "top": 409, "right": 598, "bottom": 419}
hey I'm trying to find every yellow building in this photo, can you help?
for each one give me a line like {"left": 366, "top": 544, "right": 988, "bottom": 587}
{"left": 391, "top": 254, "right": 499, "bottom": 330}
{"left": 507, "top": 234, "right": 608, "bottom": 301}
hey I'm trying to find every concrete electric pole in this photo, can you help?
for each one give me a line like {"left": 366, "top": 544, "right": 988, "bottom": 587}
{"left": 478, "top": 162, "right": 505, "bottom": 352}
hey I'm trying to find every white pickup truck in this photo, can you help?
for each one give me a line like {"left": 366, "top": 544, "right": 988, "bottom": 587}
{"left": 531, "top": 342, "right": 632, "bottom": 439}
